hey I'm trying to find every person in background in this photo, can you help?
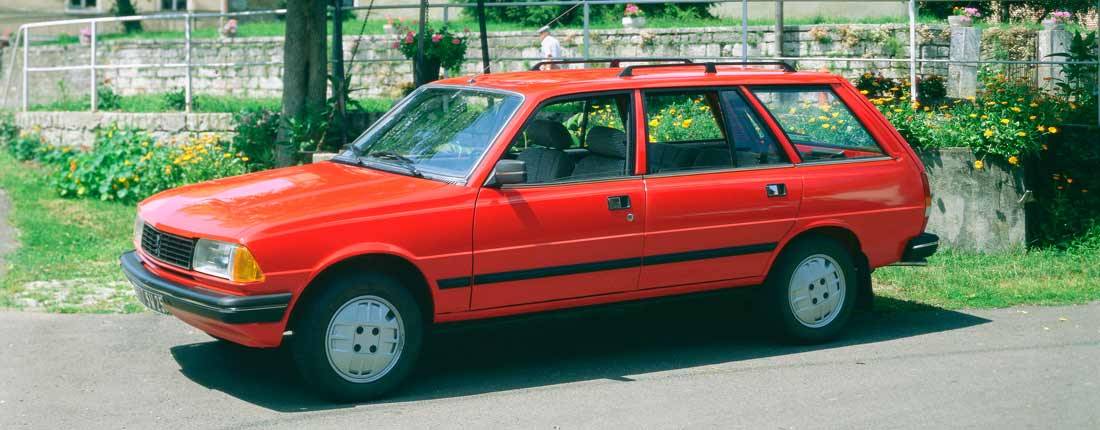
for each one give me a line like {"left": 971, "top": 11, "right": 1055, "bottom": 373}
{"left": 538, "top": 26, "right": 561, "bottom": 70}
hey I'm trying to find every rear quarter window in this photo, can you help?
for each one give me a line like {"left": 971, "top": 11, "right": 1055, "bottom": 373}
{"left": 751, "top": 86, "right": 886, "bottom": 162}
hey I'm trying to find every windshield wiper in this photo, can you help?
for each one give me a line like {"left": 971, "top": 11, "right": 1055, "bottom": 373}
{"left": 367, "top": 151, "right": 424, "bottom": 178}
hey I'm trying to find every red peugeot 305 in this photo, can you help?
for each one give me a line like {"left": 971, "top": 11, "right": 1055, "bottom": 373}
{"left": 122, "top": 60, "right": 938, "bottom": 401}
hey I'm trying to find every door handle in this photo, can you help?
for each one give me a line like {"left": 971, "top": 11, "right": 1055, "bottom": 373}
{"left": 765, "top": 183, "right": 787, "bottom": 198}
{"left": 607, "top": 195, "right": 631, "bottom": 210}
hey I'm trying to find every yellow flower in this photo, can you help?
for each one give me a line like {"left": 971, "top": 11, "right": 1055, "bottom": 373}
{"left": 821, "top": 123, "right": 831, "bottom": 129}
{"left": 1048, "top": 127, "right": 1058, "bottom": 134}
{"left": 859, "top": 90, "right": 869, "bottom": 95}
{"left": 681, "top": 119, "right": 693, "bottom": 128}
{"left": 648, "top": 119, "right": 659, "bottom": 127}
{"left": 788, "top": 107, "right": 797, "bottom": 114}
{"left": 1010, "top": 107, "right": 1021, "bottom": 113}
{"left": 1008, "top": 156, "right": 1019, "bottom": 165}
{"left": 1029, "top": 115, "right": 1037, "bottom": 120}
{"left": 980, "top": 115, "right": 989, "bottom": 119}
{"left": 241, "top": 156, "right": 250, "bottom": 162}
{"left": 983, "top": 129, "right": 994, "bottom": 138}
{"left": 1067, "top": 178, "right": 1074, "bottom": 184}
{"left": 969, "top": 113, "right": 978, "bottom": 118}
{"left": 1029, "top": 103, "right": 1038, "bottom": 108}
{"left": 973, "top": 160, "right": 984, "bottom": 170}
{"left": 818, "top": 115, "right": 828, "bottom": 121}
{"left": 1000, "top": 119, "right": 1010, "bottom": 125}
{"left": 1037, "top": 125, "right": 1046, "bottom": 132}
{"left": 1015, "top": 131, "right": 1026, "bottom": 137}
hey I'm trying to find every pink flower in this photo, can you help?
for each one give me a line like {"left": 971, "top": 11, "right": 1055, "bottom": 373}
{"left": 451, "top": 38, "right": 461, "bottom": 45}
{"left": 391, "top": 42, "right": 399, "bottom": 49}
{"left": 624, "top": 3, "right": 643, "bottom": 17}
{"left": 404, "top": 34, "right": 414, "bottom": 44}
{"left": 431, "top": 33, "right": 442, "bottom": 43}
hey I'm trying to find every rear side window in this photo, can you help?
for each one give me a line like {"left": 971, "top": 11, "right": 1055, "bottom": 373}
{"left": 644, "top": 89, "right": 788, "bottom": 174}
{"left": 751, "top": 86, "right": 885, "bottom": 162}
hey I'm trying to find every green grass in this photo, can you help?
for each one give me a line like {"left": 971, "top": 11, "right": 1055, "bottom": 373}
{"left": 0, "top": 151, "right": 141, "bottom": 313}
{"left": 873, "top": 243, "right": 1100, "bottom": 311}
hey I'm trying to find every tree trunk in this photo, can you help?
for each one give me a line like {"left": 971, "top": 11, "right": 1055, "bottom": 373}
{"left": 277, "top": 0, "right": 328, "bottom": 167}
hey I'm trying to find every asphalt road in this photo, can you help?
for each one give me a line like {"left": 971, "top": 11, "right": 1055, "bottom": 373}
{"left": 2, "top": 296, "right": 1098, "bottom": 430}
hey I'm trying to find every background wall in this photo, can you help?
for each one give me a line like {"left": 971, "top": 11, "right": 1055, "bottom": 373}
{"left": 0, "top": 23, "right": 952, "bottom": 106}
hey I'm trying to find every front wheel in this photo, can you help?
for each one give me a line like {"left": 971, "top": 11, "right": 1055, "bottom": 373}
{"left": 290, "top": 272, "right": 424, "bottom": 402}
{"left": 762, "top": 237, "right": 857, "bottom": 344}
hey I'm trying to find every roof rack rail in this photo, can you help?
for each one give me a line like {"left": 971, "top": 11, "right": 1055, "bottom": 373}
{"left": 618, "top": 61, "right": 796, "bottom": 77}
{"left": 529, "top": 58, "right": 693, "bottom": 71}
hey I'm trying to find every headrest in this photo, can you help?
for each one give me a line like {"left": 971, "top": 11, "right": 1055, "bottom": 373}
{"left": 586, "top": 126, "right": 628, "bottom": 159}
{"left": 525, "top": 120, "right": 573, "bottom": 150}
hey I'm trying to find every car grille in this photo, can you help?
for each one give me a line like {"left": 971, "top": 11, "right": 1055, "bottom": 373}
{"left": 140, "top": 224, "right": 195, "bottom": 269}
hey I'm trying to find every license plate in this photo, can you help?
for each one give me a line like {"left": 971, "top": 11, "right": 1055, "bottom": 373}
{"left": 133, "top": 284, "right": 169, "bottom": 315}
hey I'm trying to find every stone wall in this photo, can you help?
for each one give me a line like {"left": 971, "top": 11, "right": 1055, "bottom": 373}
{"left": 920, "top": 147, "right": 1027, "bottom": 252}
{"left": 1, "top": 24, "right": 951, "bottom": 106}
{"left": 13, "top": 111, "right": 234, "bottom": 148}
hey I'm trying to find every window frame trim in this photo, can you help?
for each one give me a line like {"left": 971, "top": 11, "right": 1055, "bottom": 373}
{"left": 640, "top": 85, "right": 794, "bottom": 177}
{"left": 746, "top": 84, "right": 892, "bottom": 163}
{"left": 492, "top": 89, "right": 639, "bottom": 189}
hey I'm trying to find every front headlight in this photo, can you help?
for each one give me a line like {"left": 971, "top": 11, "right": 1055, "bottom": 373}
{"left": 192, "top": 239, "right": 265, "bottom": 283}
{"left": 133, "top": 215, "right": 145, "bottom": 248}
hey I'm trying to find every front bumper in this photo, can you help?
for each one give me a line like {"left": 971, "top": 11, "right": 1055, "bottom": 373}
{"left": 120, "top": 251, "right": 291, "bottom": 324}
{"left": 898, "top": 232, "right": 939, "bottom": 265}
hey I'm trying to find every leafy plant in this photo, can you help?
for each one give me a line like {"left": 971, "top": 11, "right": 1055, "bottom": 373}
{"left": 1048, "top": 31, "right": 1098, "bottom": 123}
{"left": 231, "top": 107, "right": 280, "bottom": 170}
{"left": 96, "top": 83, "right": 122, "bottom": 111}
{"left": 393, "top": 25, "right": 469, "bottom": 73}
{"left": 164, "top": 88, "right": 186, "bottom": 111}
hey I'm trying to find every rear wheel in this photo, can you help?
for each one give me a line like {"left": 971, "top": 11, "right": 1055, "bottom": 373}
{"left": 762, "top": 237, "right": 857, "bottom": 343}
{"left": 290, "top": 272, "right": 424, "bottom": 402}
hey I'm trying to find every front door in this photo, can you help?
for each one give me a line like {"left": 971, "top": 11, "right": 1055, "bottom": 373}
{"left": 471, "top": 91, "right": 644, "bottom": 309}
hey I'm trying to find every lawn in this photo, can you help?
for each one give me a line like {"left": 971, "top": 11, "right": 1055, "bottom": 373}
{"left": 1, "top": 149, "right": 1098, "bottom": 314}
{"left": 0, "top": 151, "right": 141, "bottom": 313}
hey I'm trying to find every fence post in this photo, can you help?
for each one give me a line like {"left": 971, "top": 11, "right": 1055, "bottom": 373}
{"left": 185, "top": 13, "right": 193, "bottom": 113}
{"left": 908, "top": 0, "right": 918, "bottom": 102}
{"left": 90, "top": 21, "right": 97, "bottom": 113}
{"left": 1037, "top": 26, "right": 1069, "bottom": 93}
{"left": 21, "top": 27, "right": 28, "bottom": 112}
{"left": 582, "top": 1, "right": 590, "bottom": 60}
{"left": 741, "top": 0, "right": 748, "bottom": 62}
{"left": 947, "top": 25, "right": 980, "bottom": 99}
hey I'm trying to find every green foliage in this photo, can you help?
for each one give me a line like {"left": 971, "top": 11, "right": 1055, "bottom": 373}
{"left": 5, "top": 128, "right": 46, "bottom": 162}
{"left": 164, "top": 88, "right": 186, "bottom": 111}
{"left": 282, "top": 108, "right": 332, "bottom": 153}
{"left": 96, "top": 85, "right": 122, "bottom": 111}
{"left": 0, "top": 112, "right": 19, "bottom": 147}
{"left": 53, "top": 124, "right": 247, "bottom": 203}
{"left": 917, "top": 74, "right": 947, "bottom": 105}
{"left": 231, "top": 107, "right": 280, "bottom": 170}
{"left": 1030, "top": 125, "right": 1100, "bottom": 246}
{"left": 1048, "top": 31, "right": 1098, "bottom": 124}
{"left": 394, "top": 25, "right": 469, "bottom": 73}
{"left": 645, "top": 95, "right": 723, "bottom": 143}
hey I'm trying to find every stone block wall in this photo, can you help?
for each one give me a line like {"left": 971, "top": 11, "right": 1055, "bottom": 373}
{"left": 920, "top": 147, "right": 1027, "bottom": 252}
{"left": 1, "top": 24, "right": 951, "bottom": 106}
{"left": 13, "top": 111, "right": 234, "bottom": 149}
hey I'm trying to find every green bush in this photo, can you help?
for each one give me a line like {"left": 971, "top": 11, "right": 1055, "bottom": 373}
{"left": 55, "top": 124, "right": 248, "bottom": 202}
{"left": 458, "top": 1, "right": 713, "bottom": 27}
{"left": 231, "top": 107, "right": 280, "bottom": 170}
{"left": 6, "top": 129, "right": 45, "bottom": 162}
{"left": 164, "top": 89, "right": 186, "bottom": 111}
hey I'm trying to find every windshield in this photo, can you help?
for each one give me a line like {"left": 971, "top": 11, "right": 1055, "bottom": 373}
{"left": 345, "top": 87, "right": 522, "bottom": 180}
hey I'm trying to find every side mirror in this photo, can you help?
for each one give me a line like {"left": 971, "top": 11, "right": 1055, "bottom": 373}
{"left": 485, "top": 159, "right": 526, "bottom": 187}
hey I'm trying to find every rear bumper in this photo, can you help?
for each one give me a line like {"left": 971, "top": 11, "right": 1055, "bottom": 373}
{"left": 898, "top": 232, "right": 939, "bottom": 265}
{"left": 120, "top": 251, "right": 291, "bottom": 324}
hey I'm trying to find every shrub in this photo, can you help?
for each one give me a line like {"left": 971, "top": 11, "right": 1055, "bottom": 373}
{"left": 164, "top": 88, "right": 186, "bottom": 111}
{"left": 55, "top": 124, "right": 247, "bottom": 202}
{"left": 97, "top": 84, "right": 122, "bottom": 111}
{"left": 457, "top": 1, "right": 712, "bottom": 27}
{"left": 7, "top": 129, "right": 45, "bottom": 162}
{"left": 916, "top": 74, "right": 947, "bottom": 105}
{"left": 231, "top": 107, "right": 280, "bottom": 170}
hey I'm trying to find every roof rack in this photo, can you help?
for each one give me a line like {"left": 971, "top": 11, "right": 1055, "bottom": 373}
{"left": 618, "top": 61, "right": 796, "bottom": 77}
{"left": 529, "top": 58, "right": 694, "bottom": 71}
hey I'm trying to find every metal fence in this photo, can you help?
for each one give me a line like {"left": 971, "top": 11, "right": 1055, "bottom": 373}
{"left": 2, "top": 0, "right": 1098, "bottom": 123}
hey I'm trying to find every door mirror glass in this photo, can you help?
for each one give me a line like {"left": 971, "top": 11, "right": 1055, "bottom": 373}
{"left": 487, "top": 159, "right": 526, "bottom": 187}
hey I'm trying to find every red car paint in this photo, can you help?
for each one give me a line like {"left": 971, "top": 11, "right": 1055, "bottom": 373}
{"left": 131, "top": 65, "right": 930, "bottom": 347}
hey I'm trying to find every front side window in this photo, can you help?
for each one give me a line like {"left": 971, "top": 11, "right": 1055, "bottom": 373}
{"left": 345, "top": 87, "right": 522, "bottom": 180}
{"left": 644, "top": 89, "right": 788, "bottom": 174}
{"left": 751, "top": 86, "right": 885, "bottom": 162}
{"left": 501, "top": 93, "right": 633, "bottom": 184}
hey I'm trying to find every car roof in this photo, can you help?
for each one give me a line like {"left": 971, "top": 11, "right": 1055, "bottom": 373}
{"left": 435, "top": 65, "right": 846, "bottom": 100}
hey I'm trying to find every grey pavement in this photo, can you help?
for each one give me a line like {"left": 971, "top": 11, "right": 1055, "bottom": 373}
{"left": 1, "top": 296, "right": 1098, "bottom": 429}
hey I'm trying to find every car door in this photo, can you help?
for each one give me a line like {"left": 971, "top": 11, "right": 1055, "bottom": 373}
{"left": 639, "top": 87, "right": 802, "bottom": 290}
{"left": 471, "top": 91, "right": 645, "bottom": 310}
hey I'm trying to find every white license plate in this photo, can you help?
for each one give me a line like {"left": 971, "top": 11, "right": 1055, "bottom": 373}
{"left": 134, "top": 285, "right": 169, "bottom": 315}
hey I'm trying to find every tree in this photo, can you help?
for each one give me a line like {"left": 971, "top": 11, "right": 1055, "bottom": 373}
{"left": 277, "top": 0, "right": 329, "bottom": 167}
{"left": 113, "top": 0, "right": 143, "bottom": 33}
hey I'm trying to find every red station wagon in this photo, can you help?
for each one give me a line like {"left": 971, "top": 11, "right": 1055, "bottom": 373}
{"left": 121, "top": 60, "right": 939, "bottom": 401}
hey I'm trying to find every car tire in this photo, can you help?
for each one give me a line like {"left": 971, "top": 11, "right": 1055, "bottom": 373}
{"left": 762, "top": 236, "right": 858, "bottom": 344}
{"left": 289, "top": 271, "right": 424, "bottom": 402}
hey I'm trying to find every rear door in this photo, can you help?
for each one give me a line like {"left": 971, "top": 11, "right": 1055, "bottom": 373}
{"left": 639, "top": 87, "right": 802, "bottom": 290}
{"left": 471, "top": 91, "right": 645, "bottom": 309}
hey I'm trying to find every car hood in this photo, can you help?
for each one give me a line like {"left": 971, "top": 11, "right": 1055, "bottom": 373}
{"left": 139, "top": 161, "right": 460, "bottom": 241}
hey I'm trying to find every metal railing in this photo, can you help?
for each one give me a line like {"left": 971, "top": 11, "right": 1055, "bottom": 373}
{"left": 2, "top": 0, "right": 1098, "bottom": 123}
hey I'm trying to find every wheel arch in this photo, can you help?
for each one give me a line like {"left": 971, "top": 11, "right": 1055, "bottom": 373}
{"left": 770, "top": 223, "right": 874, "bottom": 309}
{"left": 291, "top": 252, "right": 436, "bottom": 329}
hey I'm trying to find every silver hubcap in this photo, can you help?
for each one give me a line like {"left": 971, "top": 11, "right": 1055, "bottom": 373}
{"left": 325, "top": 295, "right": 405, "bottom": 383}
{"left": 788, "top": 254, "right": 846, "bottom": 328}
